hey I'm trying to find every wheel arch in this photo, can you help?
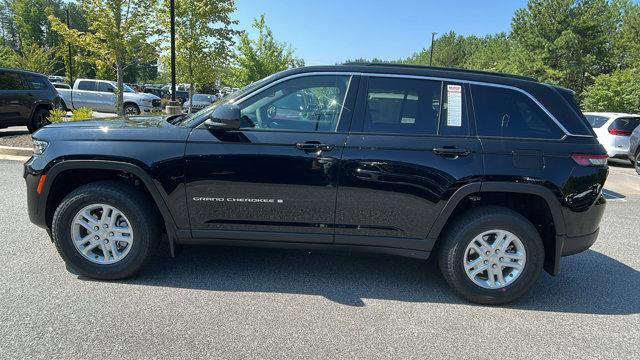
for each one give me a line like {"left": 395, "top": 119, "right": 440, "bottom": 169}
{"left": 428, "top": 181, "right": 567, "bottom": 275}
{"left": 41, "top": 160, "right": 179, "bottom": 254}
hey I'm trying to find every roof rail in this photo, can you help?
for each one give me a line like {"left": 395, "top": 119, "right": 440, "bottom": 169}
{"left": 349, "top": 63, "right": 539, "bottom": 82}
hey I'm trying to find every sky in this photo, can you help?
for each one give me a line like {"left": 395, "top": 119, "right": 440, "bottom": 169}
{"left": 234, "top": 0, "right": 530, "bottom": 65}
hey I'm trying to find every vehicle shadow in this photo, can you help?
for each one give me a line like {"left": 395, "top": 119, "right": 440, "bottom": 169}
{"left": 608, "top": 159, "right": 633, "bottom": 168}
{"left": 99, "top": 244, "right": 639, "bottom": 315}
{"left": 602, "top": 188, "right": 626, "bottom": 200}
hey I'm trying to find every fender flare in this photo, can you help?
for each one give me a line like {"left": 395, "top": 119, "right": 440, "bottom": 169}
{"left": 426, "top": 181, "right": 567, "bottom": 275}
{"left": 41, "top": 160, "right": 179, "bottom": 255}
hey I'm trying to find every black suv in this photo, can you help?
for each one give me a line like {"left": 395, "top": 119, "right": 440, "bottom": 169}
{"left": 0, "top": 68, "right": 61, "bottom": 132}
{"left": 24, "top": 65, "right": 608, "bottom": 304}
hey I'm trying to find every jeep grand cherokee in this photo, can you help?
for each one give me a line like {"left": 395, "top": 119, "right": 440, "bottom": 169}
{"left": 24, "top": 64, "right": 608, "bottom": 304}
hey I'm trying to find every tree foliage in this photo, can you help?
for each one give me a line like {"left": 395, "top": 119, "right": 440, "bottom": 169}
{"left": 158, "top": 0, "right": 237, "bottom": 109}
{"left": 228, "top": 14, "right": 303, "bottom": 87}
{"left": 49, "top": 0, "right": 158, "bottom": 114}
{"left": 582, "top": 68, "right": 640, "bottom": 113}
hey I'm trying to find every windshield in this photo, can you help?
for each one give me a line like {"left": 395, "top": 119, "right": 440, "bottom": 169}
{"left": 123, "top": 84, "right": 135, "bottom": 93}
{"left": 175, "top": 74, "right": 279, "bottom": 127}
{"left": 585, "top": 115, "right": 609, "bottom": 128}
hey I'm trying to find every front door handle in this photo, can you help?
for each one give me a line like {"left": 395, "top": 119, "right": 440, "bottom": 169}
{"left": 432, "top": 147, "right": 471, "bottom": 158}
{"left": 295, "top": 142, "right": 335, "bottom": 152}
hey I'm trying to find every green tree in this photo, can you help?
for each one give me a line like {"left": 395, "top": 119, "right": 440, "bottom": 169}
{"left": 159, "top": 0, "right": 238, "bottom": 111}
{"left": 582, "top": 68, "right": 640, "bottom": 113}
{"left": 511, "top": 0, "right": 617, "bottom": 94}
{"left": 10, "top": 42, "right": 57, "bottom": 73}
{"left": 229, "top": 14, "right": 303, "bottom": 87}
{"left": 49, "top": 0, "right": 158, "bottom": 115}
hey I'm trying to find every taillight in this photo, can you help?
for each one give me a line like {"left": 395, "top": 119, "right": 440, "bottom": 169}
{"left": 571, "top": 154, "right": 608, "bottom": 166}
{"left": 608, "top": 128, "right": 632, "bottom": 136}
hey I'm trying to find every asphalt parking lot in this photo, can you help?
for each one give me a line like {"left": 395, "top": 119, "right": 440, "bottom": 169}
{"left": 0, "top": 157, "right": 638, "bottom": 359}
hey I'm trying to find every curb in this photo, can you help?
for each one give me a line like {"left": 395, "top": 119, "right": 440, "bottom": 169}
{"left": 0, "top": 145, "right": 32, "bottom": 157}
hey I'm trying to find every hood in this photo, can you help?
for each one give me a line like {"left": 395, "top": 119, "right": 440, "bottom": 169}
{"left": 34, "top": 115, "right": 192, "bottom": 143}
{"left": 124, "top": 92, "right": 161, "bottom": 101}
{"left": 46, "top": 115, "right": 169, "bottom": 129}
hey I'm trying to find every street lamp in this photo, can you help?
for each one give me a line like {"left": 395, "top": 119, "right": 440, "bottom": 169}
{"left": 166, "top": 0, "right": 182, "bottom": 114}
{"left": 169, "top": 0, "right": 177, "bottom": 103}
{"left": 429, "top": 32, "right": 438, "bottom": 66}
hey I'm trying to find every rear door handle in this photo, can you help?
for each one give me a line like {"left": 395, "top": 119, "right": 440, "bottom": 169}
{"left": 432, "top": 147, "right": 471, "bottom": 157}
{"left": 295, "top": 142, "right": 335, "bottom": 152}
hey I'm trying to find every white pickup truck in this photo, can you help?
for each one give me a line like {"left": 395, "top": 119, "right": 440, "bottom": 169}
{"left": 57, "top": 79, "right": 161, "bottom": 115}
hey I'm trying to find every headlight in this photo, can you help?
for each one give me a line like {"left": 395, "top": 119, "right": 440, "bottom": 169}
{"left": 33, "top": 139, "right": 48, "bottom": 156}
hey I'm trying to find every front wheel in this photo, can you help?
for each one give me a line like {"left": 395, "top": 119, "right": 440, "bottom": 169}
{"left": 51, "top": 181, "right": 160, "bottom": 280}
{"left": 123, "top": 103, "right": 140, "bottom": 115}
{"left": 635, "top": 152, "right": 640, "bottom": 175}
{"left": 437, "top": 206, "right": 544, "bottom": 304}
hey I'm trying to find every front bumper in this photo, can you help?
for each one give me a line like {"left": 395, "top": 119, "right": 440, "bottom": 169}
{"left": 140, "top": 105, "right": 162, "bottom": 113}
{"left": 561, "top": 228, "right": 599, "bottom": 256}
{"left": 24, "top": 164, "right": 47, "bottom": 229}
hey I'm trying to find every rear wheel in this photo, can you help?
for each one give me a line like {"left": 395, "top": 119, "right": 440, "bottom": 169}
{"left": 635, "top": 152, "right": 640, "bottom": 175}
{"left": 437, "top": 206, "right": 544, "bottom": 304}
{"left": 27, "top": 108, "right": 50, "bottom": 133}
{"left": 51, "top": 181, "right": 160, "bottom": 279}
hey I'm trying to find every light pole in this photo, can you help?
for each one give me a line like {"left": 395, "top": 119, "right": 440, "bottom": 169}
{"left": 66, "top": 8, "right": 73, "bottom": 85}
{"left": 166, "top": 0, "right": 182, "bottom": 114}
{"left": 429, "top": 32, "right": 437, "bottom": 66}
{"left": 169, "top": 0, "right": 177, "bottom": 103}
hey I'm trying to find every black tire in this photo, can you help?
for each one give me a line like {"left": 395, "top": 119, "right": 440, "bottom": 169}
{"left": 60, "top": 99, "right": 68, "bottom": 111}
{"left": 123, "top": 103, "right": 140, "bottom": 115}
{"left": 27, "top": 107, "right": 50, "bottom": 133}
{"left": 51, "top": 181, "right": 160, "bottom": 280}
{"left": 635, "top": 152, "right": 640, "bottom": 175}
{"left": 437, "top": 206, "right": 544, "bottom": 305}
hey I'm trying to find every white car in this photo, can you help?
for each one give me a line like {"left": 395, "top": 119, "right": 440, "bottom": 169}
{"left": 584, "top": 112, "right": 640, "bottom": 163}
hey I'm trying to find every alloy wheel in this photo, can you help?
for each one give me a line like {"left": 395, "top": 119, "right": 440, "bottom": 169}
{"left": 463, "top": 229, "right": 527, "bottom": 289}
{"left": 71, "top": 203, "right": 134, "bottom": 264}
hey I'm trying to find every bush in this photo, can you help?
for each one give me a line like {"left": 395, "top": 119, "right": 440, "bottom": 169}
{"left": 71, "top": 107, "right": 93, "bottom": 121}
{"left": 47, "top": 108, "right": 67, "bottom": 123}
{"left": 582, "top": 69, "right": 640, "bottom": 114}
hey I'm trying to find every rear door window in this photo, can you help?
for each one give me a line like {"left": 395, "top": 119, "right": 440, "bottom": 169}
{"left": 0, "top": 72, "right": 28, "bottom": 90}
{"left": 77, "top": 81, "right": 97, "bottom": 91}
{"left": 472, "top": 85, "right": 564, "bottom": 139}
{"left": 363, "top": 77, "right": 442, "bottom": 135}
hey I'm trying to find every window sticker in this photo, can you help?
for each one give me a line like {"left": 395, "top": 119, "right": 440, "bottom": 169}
{"left": 447, "top": 84, "right": 462, "bottom": 127}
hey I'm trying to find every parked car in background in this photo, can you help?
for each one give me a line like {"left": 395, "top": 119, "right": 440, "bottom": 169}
{"left": 47, "top": 75, "right": 66, "bottom": 84}
{"left": 0, "top": 68, "right": 62, "bottom": 132}
{"left": 57, "top": 79, "right": 161, "bottom": 115}
{"left": 171, "top": 89, "right": 189, "bottom": 105}
{"left": 585, "top": 112, "right": 640, "bottom": 164}
{"left": 52, "top": 83, "right": 71, "bottom": 90}
{"left": 186, "top": 93, "right": 217, "bottom": 112}
{"left": 142, "top": 86, "right": 169, "bottom": 100}
{"left": 629, "top": 124, "right": 640, "bottom": 173}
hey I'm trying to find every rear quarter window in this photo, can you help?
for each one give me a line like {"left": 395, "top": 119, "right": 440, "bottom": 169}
{"left": 585, "top": 115, "right": 609, "bottom": 128}
{"left": 471, "top": 84, "right": 564, "bottom": 139}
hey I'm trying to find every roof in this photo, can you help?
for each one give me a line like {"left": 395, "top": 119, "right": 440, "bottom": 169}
{"left": 274, "top": 64, "right": 543, "bottom": 89}
{"left": 0, "top": 67, "right": 47, "bottom": 77}
{"left": 584, "top": 112, "right": 640, "bottom": 118}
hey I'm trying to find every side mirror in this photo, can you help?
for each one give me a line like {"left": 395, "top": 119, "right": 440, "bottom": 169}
{"left": 204, "top": 103, "right": 241, "bottom": 131}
